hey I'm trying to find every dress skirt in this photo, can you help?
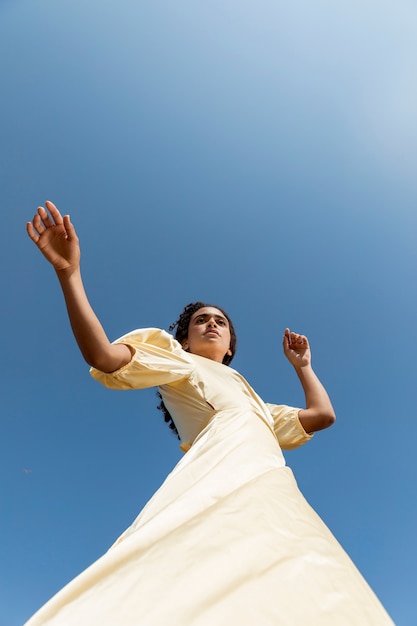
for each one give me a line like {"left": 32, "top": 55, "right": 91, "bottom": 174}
{"left": 25, "top": 408, "right": 394, "bottom": 625}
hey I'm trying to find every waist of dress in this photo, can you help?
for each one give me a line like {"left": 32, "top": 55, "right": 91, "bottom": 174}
{"left": 179, "top": 406, "right": 275, "bottom": 453}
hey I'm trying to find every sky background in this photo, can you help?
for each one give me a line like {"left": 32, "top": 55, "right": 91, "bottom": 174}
{"left": 1, "top": 1, "right": 416, "bottom": 624}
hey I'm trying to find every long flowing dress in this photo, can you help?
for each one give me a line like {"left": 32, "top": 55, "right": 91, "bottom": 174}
{"left": 25, "top": 328, "right": 394, "bottom": 625}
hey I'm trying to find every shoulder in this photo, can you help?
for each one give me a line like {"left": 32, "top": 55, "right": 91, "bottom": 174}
{"left": 115, "top": 328, "right": 182, "bottom": 351}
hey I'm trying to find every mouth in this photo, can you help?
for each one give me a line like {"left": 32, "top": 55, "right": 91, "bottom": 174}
{"left": 205, "top": 329, "right": 220, "bottom": 337}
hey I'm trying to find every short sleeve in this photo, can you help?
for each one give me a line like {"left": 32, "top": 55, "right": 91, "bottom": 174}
{"left": 265, "top": 403, "right": 314, "bottom": 450}
{"left": 90, "top": 328, "right": 195, "bottom": 390}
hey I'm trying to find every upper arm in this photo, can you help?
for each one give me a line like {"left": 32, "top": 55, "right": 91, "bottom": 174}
{"left": 92, "top": 342, "right": 134, "bottom": 373}
{"left": 88, "top": 343, "right": 133, "bottom": 374}
{"left": 265, "top": 403, "right": 314, "bottom": 450}
{"left": 297, "top": 408, "right": 336, "bottom": 433}
{"left": 90, "top": 328, "right": 195, "bottom": 390}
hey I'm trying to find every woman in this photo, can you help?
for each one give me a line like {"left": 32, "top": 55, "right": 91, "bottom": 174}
{"left": 25, "top": 202, "right": 393, "bottom": 625}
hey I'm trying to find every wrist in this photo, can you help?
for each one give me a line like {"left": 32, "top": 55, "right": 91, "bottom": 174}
{"left": 55, "top": 263, "right": 81, "bottom": 283}
{"left": 293, "top": 362, "right": 313, "bottom": 376}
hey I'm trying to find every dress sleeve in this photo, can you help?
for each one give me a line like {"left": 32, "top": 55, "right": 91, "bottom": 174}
{"left": 90, "top": 328, "right": 195, "bottom": 390}
{"left": 265, "top": 403, "right": 314, "bottom": 450}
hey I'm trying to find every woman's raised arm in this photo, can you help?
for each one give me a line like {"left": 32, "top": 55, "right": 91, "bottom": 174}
{"left": 282, "top": 329, "right": 336, "bottom": 433}
{"left": 26, "top": 201, "right": 132, "bottom": 372}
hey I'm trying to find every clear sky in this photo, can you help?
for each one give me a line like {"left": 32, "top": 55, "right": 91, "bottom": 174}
{"left": 1, "top": 1, "right": 416, "bottom": 624}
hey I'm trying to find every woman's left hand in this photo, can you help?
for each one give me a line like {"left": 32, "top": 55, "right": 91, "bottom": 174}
{"left": 283, "top": 329, "right": 311, "bottom": 369}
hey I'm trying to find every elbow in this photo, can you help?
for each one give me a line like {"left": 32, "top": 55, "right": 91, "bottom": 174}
{"left": 88, "top": 358, "right": 116, "bottom": 373}
{"left": 322, "top": 411, "right": 336, "bottom": 429}
{"left": 308, "top": 412, "right": 336, "bottom": 433}
{"left": 86, "top": 345, "right": 133, "bottom": 373}
{"left": 299, "top": 408, "right": 336, "bottom": 433}
{"left": 85, "top": 355, "right": 103, "bottom": 371}
{"left": 313, "top": 410, "right": 336, "bottom": 432}
{"left": 85, "top": 353, "right": 113, "bottom": 373}
{"left": 328, "top": 413, "right": 336, "bottom": 427}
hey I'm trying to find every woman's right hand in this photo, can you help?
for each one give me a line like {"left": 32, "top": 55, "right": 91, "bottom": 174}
{"left": 26, "top": 201, "right": 80, "bottom": 272}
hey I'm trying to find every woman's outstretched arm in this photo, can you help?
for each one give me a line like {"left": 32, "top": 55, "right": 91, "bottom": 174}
{"left": 26, "top": 201, "right": 132, "bottom": 372}
{"left": 282, "top": 329, "right": 336, "bottom": 433}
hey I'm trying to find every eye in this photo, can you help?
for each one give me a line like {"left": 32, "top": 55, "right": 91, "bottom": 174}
{"left": 217, "top": 318, "right": 226, "bottom": 326}
{"left": 196, "top": 316, "right": 205, "bottom": 323}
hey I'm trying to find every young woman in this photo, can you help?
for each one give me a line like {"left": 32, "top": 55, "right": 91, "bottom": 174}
{"left": 25, "top": 201, "right": 393, "bottom": 625}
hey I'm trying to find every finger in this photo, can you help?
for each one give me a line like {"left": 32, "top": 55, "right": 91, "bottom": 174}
{"left": 292, "top": 336, "right": 304, "bottom": 347}
{"left": 32, "top": 213, "right": 46, "bottom": 236}
{"left": 63, "top": 214, "right": 77, "bottom": 240}
{"left": 293, "top": 334, "right": 308, "bottom": 347}
{"left": 44, "top": 200, "right": 64, "bottom": 225}
{"left": 37, "top": 205, "right": 54, "bottom": 228}
{"left": 26, "top": 221, "right": 40, "bottom": 243}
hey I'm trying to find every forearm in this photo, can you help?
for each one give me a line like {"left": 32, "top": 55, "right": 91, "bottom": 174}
{"left": 56, "top": 266, "right": 131, "bottom": 372}
{"left": 294, "top": 365, "right": 336, "bottom": 433}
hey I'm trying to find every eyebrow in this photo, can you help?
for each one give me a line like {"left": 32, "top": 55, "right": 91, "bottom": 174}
{"left": 192, "top": 313, "right": 228, "bottom": 323}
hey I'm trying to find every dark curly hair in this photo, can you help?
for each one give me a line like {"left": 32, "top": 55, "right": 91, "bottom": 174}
{"left": 158, "top": 302, "right": 237, "bottom": 439}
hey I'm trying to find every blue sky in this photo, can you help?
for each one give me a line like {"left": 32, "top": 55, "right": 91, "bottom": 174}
{"left": 1, "top": 1, "right": 416, "bottom": 623}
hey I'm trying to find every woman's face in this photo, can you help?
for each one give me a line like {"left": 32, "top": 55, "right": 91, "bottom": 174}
{"left": 182, "top": 307, "right": 232, "bottom": 363}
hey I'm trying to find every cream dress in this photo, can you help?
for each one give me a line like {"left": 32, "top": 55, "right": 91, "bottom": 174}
{"left": 25, "top": 328, "right": 394, "bottom": 625}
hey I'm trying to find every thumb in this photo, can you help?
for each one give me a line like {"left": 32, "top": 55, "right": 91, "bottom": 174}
{"left": 283, "top": 328, "right": 291, "bottom": 350}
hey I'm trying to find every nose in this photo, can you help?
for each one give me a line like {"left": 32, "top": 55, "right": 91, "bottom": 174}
{"left": 207, "top": 317, "right": 218, "bottom": 327}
